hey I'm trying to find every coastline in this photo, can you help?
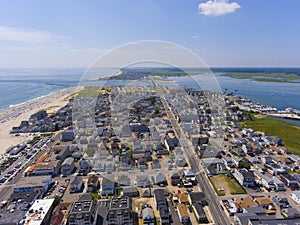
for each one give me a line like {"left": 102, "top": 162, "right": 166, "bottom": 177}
{"left": 0, "top": 87, "right": 77, "bottom": 156}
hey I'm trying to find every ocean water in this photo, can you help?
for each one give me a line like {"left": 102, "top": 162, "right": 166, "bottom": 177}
{"left": 0, "top": 68, "right": 299, "bottom": 113}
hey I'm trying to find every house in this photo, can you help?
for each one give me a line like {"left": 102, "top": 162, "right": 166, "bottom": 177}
{"left": 175, "top": 154, "right": 187, "bottom": 167}
{"left": 29, "top": 110, "right": 47, "bottom": 122}
{"left": 255, "top": 197, "right": 276, "bottom": 214}
{"left": 61, "top": 130, "right": 75, "bottom": 142}
{"left": 61, "top": 157, "right": 75, "bottom": 176}
{"left": 107, "top": 196, "right": 133, "bottom": 225}
{"left": 79, "top": 158, "right": 92, "bottom": 174}
{"left": 136, "top": 175, "right": 151, "bottom": 187}
{"left": 271, "top": 196, "right": 290, "bottom": 209}
{"left": 117, "top": 174, "right": 131, "bottom": 187}
{"left": 177, "top": 203, "right": 190, "bottom": 224}
{"left": 164, "top": 137, "right": 179, "bottom": 151}
{"left": 192, "top": 203, "right": 207, "bottom": 223}
{"left": 142, "top": 205, "right": 155, "bottom": 225}
{"left": 272, "top": 176, "right": 286, "bottom": 191}
{"left": 234, "top": 168, "right": 255, "bottom": 187}
{"left": 290, "top": 191, "right": 300, "bottom": 205}
{"left": 153, "top": 172, "right": 167, "bottom": 186}
{"left": 70, "top": 177, "right": 83, "bottom": 193}
{"left": 153, "top": 189, "right": 169, "bottom": 225}
{"left": 101, "top": 177, "right": 115, "bottom": 196}
{"left": 188, "top": 192, "right": 207, "bottom": 206}
{"left": 68, "top": 194, "right": 97, "bottom": 225}
{"left": 280, "top": 173, "right": 299, "bottom": 190}
{"left": 122, "top": 187, "right": 139, "bottom": 197}
{"left": 171, "top": 171, "right": 182, "bottom": 186}
{"left": 87, "top": 174, "right": 99, "bottom": 193}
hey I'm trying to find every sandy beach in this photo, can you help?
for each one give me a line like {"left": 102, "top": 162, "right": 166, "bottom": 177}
{"left": 0, "top": 87, "right": 77, "bottom": 156}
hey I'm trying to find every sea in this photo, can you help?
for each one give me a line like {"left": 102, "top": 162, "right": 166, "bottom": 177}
{"left": 0, "top": 68, "right": 299, "bottom": 125}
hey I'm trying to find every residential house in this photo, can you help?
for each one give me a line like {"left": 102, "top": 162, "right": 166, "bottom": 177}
{"left": 122, "top": 187, "right": 139, "bottom": 197}
{"left": 153, "top": 189, "right": 169, "bottom": 225}
{"left": 101, "top": 177, "right": 115, "bottom": 196}
{"left": 234, "top": 168, "right": 255, "bottom": 187}
{"left": 290, "top": 191, "right": 300, "bottom": 205}
{"left": 192, "top": 203, "right": 208, "bottom": 223}
{"left": 70, "top": 177, "right": 83, "bottom": 193}
{"left": 61, "top": 157, "right": 75, "bottom": 176}
{"left": 87, "top": 175, "right": 99, "bottom": 193}
{"left": 142, "top": 205, "right": 155, "bottom": 225}
{"left": 177, "top": 203, "right": 190, "bottom": 224}
{"left": 153, "top": 172, "right": 167, "bottom": 186}
{"left": 188, "top": 192, "right": 207, "bottom": 206}
{"left": 171, "top": 171, "right": 182, "bottom": 186}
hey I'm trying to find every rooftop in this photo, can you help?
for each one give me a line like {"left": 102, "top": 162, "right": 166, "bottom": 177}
{"left": 24, "top": 199, "right": 55, "bottom": 225}
{"left": 110, "top": 196, "right": 130, "bottom": 210}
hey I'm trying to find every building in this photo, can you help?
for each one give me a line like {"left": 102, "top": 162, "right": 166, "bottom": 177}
{"left": 79, "top": 158, "right": 92, "bottom": 174}
{"left": 272, "top": 176, "right": 286, "bottom": 191}
{"left": 122, "top": 187, "right": 139, "bottom": 197}
{"left": 107, "top": 196, "right": 133, "bottom": 225}
{"left": 234, "top": 168, "right": 255, "bottom": 187}
{"left": 290, "top": 191, "right": 300, "bottom": 205}
{"left": 24, "top": 199, "right": 55, "bottom": 225}
{"left": 61, "top": 130, "right": 75, "bottom": 142}
{"left": 87, "top": 174, "right": 99, "bottom": 193}
{"left": 153, "top": 189, "right": 169, "bottom": 225}
{"left": 101, "top": 177, "right": 115, "bottom": 196}
{"left": 70, "top": 176, "right": 83, "bottom": 193}
{"left": 192, "top": 203, "right": 207, "bottom": 223}
{"left": 10, "top": 190, "right": 42, "bottom": 207}
{"left": 253, "top": 171, "right": 275, "bottom": 190}
{"left": 171, "top": 171, "right": 181, "bottom": 186}
{"left": 68, "top": 194, "right": 97, "bottom": 225}
{"left": 280, "top": 173, "right": 299, "bottom": 190}
{"left": 188, "top": 192, "right": 207, "bottom": 206}
{"left": 177, "top": 203, "right": 190, "bottom": 224}
{"left": 31, "top": 161, "right": 60, "bottom": 176}
{"left": 29, "top": 110, "right": 47, "bottom": 122}
{"left": 142, "top": 205, "right": 155, "bottom": 225}
{"left": 61, "top": 157, "right": 75, "bottom": 176}
{"left": 13, "top": 176, "right": 52, "bottom": 194}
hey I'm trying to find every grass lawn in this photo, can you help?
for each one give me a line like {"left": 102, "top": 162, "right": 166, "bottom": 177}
{"left": 241, "top": 118, "right": 300, "bottom": 155}
{"left": 78, "top": 86, "right": 100, "bottom": 97}
{"left": 220, "top": 72, "right": 300, "bottom": 83}
{"left": 209, "top": 174, "right": 246, "bottom": 196}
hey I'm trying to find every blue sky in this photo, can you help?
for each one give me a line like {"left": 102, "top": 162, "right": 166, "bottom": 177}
{"left": 0, "top": 0, "right": 299, "bottom": 68}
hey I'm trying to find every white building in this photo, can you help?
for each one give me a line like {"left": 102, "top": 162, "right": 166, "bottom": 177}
{"left": 23, "top": 199, "right": 55, "bottom": 225}
{"left": 290, "top": 191, "right": 300, "bottom": 205}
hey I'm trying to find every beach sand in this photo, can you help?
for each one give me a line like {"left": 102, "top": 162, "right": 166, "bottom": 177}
{"left": 0, "top": 88, "right": 77, "bottom": 156}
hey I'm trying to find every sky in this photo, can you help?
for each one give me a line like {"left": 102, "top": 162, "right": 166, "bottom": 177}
{"left": 0, "top": 0, "right": 299, "bottom": 68}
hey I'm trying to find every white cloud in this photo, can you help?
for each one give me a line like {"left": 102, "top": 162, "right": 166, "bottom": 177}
{"left": 198, "top": 0, "right": 240, "bottom": 16}
{"left": 0, "top": 26, "right": 62, "bottom": 44}
{"left": 192, "top": 35, "right": 200, "bottom": 39}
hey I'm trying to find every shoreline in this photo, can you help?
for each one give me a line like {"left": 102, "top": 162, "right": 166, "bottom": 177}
{"left": 0, "top": 87, "right": 78, "bottom": 156}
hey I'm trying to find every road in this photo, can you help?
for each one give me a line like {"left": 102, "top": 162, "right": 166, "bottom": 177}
{"left": 0, "top": 133, "right": 61, "bottom": 202}
{"left": 155, "top": 83, "right": 231, "bottom": 225}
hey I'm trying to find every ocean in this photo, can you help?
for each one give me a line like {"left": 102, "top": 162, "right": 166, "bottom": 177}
{"left": 0, "top": 67, "right": 299, "bottom": 114}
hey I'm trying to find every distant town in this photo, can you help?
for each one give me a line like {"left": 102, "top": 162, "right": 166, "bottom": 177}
{"left": 1, "top": 83, "right": 300, "bottom": 225}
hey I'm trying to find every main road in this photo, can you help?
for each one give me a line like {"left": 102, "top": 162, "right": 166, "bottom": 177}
{"left": 155, "top": 83, "right": 231, "bottom": 225}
